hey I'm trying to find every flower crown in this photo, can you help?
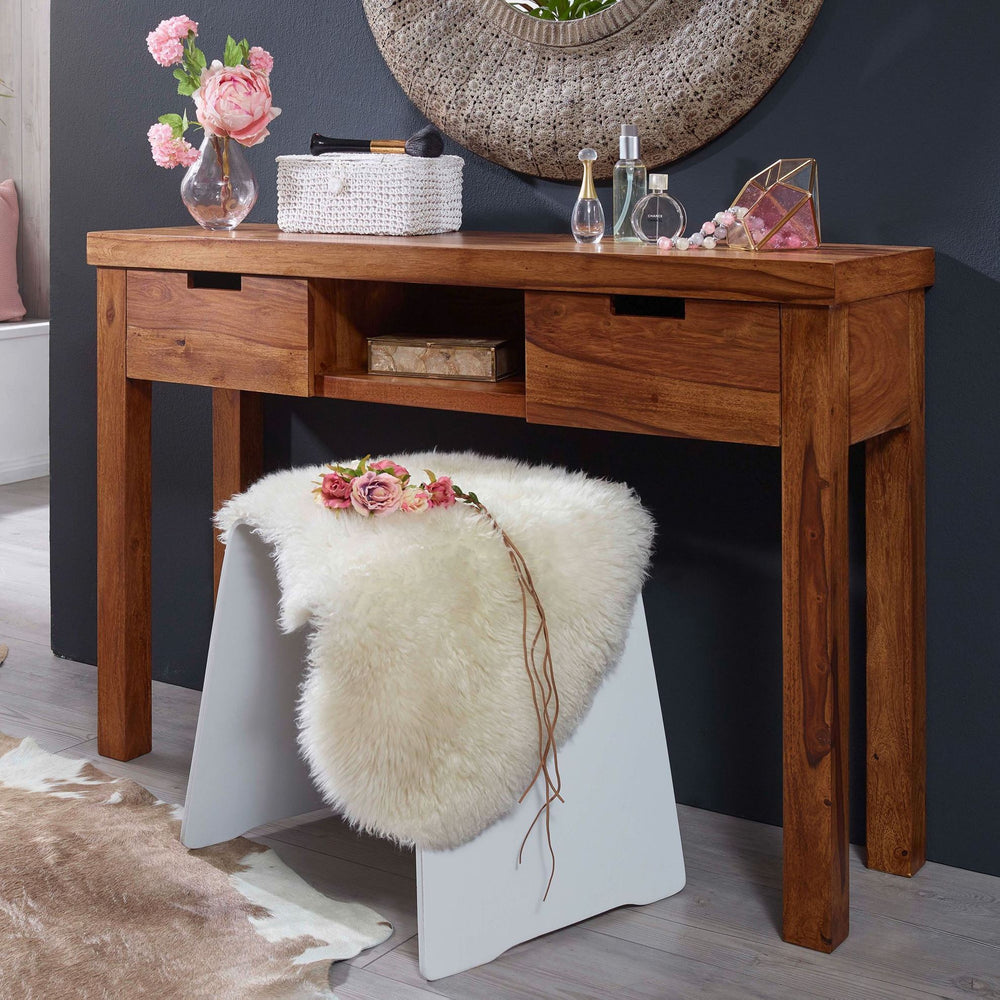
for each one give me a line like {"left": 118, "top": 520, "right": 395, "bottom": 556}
{"left": 313, "top": 456, "right": 479, "bottom": 517}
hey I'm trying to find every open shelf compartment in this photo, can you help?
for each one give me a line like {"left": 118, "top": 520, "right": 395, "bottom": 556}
{"left": 311, "top": 279, "right": 526, "bottom": 417}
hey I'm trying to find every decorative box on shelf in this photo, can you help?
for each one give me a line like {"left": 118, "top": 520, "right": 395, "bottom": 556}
{"left": 276, "top": 153, "right": 464, "bottom": 236}
{"left": 367, "top": 336, "right": 523, "bottom": 382}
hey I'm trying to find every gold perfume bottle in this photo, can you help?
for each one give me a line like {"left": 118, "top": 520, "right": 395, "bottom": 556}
{"left": 571, "top": 148, "right": 605, "bottom": 245}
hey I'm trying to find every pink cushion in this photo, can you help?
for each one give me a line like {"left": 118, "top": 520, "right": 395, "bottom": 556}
{"left": 0, "top": 179, "right": 26, "bottom": 322}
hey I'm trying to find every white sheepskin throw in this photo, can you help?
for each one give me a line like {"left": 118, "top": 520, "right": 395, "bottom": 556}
{"left": 216, "top": 452, "right": 653, "bottom": 850}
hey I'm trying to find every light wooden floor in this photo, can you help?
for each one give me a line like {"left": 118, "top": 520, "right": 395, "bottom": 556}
{"left": 1, "top": 476, "right": 998, "bottom": 998}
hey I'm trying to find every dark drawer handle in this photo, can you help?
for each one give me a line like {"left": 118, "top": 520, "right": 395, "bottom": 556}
{"left": 187, "top": 271, "right": 243, "bottom": 291}
{"left": 611, "top": 294, "right": 685, "bottom": 320}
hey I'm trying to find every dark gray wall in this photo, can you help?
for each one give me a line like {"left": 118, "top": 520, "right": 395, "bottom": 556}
{"left": 50, "top": 1, "right": 1000, "bottom": 875}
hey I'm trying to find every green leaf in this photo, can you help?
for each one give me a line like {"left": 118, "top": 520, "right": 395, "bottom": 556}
{"left": 423, "top": 469, "right": 437, "bottom": 484}
{"left": 224, "top": 35, "right": 242, "bottom": 67}
{"left": 158, "top": 112, "right": 184, "bottom": 139}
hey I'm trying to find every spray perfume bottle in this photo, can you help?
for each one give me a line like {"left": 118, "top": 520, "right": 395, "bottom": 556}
{"left": 630, "top": 174, "right": 687, "bottom": 244}
{"left": 612, "top": 124, "right": 647, "bottom": 242}
{"left": 571, "top": 148, "right": 605, "bottom": 245}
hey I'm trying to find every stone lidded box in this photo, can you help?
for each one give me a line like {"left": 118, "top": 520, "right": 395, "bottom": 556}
{"left": 367, "top": 336, "right": 522, "bottom": 382}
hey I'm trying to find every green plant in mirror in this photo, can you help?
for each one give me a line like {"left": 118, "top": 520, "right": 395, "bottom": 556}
{"left": 508, "top": 0, "right": 619, "bottom": 20}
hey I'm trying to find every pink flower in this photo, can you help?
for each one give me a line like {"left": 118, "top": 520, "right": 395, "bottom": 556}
{"left": 248, "top": 46, "right": 274, "bottom": 76}
{"left": 319, "top": 471, "right": 352, "bottom": 509}
{"left": 370, "top": 459, "right": 409, "bottom": 479}
{"left": 146, "top": 15, "right": 198, "bottom": 66}
{"left": 147, "top": 123, "right": 200, "bottom": 169}
{"left": 193, "top": 61, "right": 281, "bottom": 147}
{"left": 350, "top": 472, "right": 404, "bottom": 517}
{"left": 427, "top": 476, "right": 456, "bottom": 508}
{"left": 400, "top": 487, "right": 431, "bottom": 513}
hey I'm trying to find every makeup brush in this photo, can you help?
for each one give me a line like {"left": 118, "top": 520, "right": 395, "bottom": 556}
{"left": 309, "top": 124, "right": 444, "bottom": 158}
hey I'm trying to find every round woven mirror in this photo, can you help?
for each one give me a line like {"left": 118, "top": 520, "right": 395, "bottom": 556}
{"left": 362, "top": 0, "right": 823, "bottom": 180}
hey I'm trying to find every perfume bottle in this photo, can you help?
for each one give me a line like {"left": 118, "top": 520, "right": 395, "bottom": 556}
{"left": 571, "top": 148, "right": 605, "bottom": 245}
{"left": 630, "top": 174, "right": 687, "bottom": 244}
{"left": 612, "top": 124, "right": 647, "bottom": 242}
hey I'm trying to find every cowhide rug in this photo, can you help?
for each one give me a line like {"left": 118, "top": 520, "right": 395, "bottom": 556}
{"left": 0, "top": 733, "right": 392, "bottom": 999}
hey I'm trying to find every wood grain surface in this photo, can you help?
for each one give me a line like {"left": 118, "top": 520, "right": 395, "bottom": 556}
{"left": 526, "top": 293, "right": 779, "bottom": 444}
{"left": 96, "top": 268, "right": 152, "bottom": 761}
{"left": 865, "top": 289, "right": 927, "bottom": 877}
{"left": 316, "top": 372, "right": 526, "bottom": 419}
{"left": 212, "top": 389, "right": 263, "bottom": 597}
{"left": 125, "top": 270, "right": 312, "bottom": 395}
{"left": 780, "top": 304, "right": 851, "bottom": 952}
{"left": 88, "top": 227, "right": 934, "bottom": 306}
{"left": 848, "top": 292, "right": 911, "bottom": 443}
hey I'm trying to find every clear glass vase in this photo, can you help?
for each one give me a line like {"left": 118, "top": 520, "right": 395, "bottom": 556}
{"left": 180, "top": 134, "right": 258, "bottom": 231}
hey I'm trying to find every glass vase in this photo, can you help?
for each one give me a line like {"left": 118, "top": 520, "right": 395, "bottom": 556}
{"left": 180, "top": 134, "right": 258, "bottom": 231}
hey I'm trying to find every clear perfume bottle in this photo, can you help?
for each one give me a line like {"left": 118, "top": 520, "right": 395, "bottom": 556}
{"left": 612, "top": 124, "right": 647, "bottom": 242}
{"left": 571, "top": 148, "right": 605, "bottom": 245}
{"left": 630, "top": 174, "right": 687, "bottom": 244}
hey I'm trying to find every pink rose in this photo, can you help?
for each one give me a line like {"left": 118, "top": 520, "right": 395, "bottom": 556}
{"left": 319, "top": 471, "right": 352, "bottom": 509}
{"left": 248, "top": 46, "right": 274, "bottom": 76}
{"left": 146, "top": 15, "right": 198, "bottom": 67}
{"left": 193, "top": 61, "right": 281, "bottom": 147}
{"left": 147, "top": 122, "right": 200, "bottom": 169}
{"left": 427, "top": 476, "right": 456, "bottom": 508}
{"left": 400, "top": 487, "right": 431, "bottom": 513}
{"left": 370, "top": 459, "right": 409, "bottom": 479}
{"left": 350, "top": 472, "right": 404, "bottom": 517}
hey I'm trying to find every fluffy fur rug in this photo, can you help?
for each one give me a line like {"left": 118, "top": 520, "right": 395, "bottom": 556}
{"left": 218, "top": 452, "right": 653, "bottom": 850}
{"left": 0, "top": 732, "right": 392, "bottom": 1000}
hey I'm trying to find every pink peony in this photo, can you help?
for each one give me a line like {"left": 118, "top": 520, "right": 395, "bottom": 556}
{"left": 370, "top": 459, "right": 409, "bottom": 479}
{"left": 400, "top": 487, "right": 431, "bottom": 513}
{"left": 248, "top": 46, "right": 274, "bottom": 76}
{"left": 319, "top": 471, "right": 352, "bottom": 509}
{"left": 147, "top": 122, "right": 200, "bottom": 169}
{"left": 193, "top": 61, "right": 281, "bottom": 147}
{"left": 350, "top": 472, "right": 404, "bottom": 516}
{"left": 146, "top": 15, "right": 198, "bottom": 66}
{"left": 427, "top": 476, "right": 456, "bottom": 508}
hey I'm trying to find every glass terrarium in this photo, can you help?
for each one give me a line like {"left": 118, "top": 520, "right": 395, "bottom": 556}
{"left": 727, "top": 158, "right": 820, "bottom": 251}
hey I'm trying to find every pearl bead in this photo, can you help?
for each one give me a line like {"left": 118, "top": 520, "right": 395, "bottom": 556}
{"left": 721, "top": 211, "right": 736, "bottom": 226}
{"left": 689, "top": 232, "right": 705, "bottom": 247}
{"left": 657, "top": 237, "right": 673, "bottom": 249}
{"left": 703, "top": 236, "right": 717, "bottom": 249}
{"left": 676, "top": 237, "right": 690, "bottom": 250}
{"left": 714, "top": 211, "right": 725, "bottom": 224}
{"left": 702, "top": 221, "right": 716, "bottom": 235}
{"left": 714, "top": 226, "right": 728, "bottom": 240}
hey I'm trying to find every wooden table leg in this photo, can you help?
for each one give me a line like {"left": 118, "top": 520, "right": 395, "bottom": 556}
{"left": 780, "top": 304, "right": 851, "bottom": 952}
{"left": 212, "top": 388, "right": 263, "bottom": 598}
{"left": 97, "top": 267, "right": 152, "bottom": 761}
{"left": 865, "top": 290, "right": 927, "bottom": 876}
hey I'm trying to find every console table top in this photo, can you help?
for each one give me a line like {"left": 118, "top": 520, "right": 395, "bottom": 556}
{"left": 87, "top": 226, "right": 934, "bottom": 305}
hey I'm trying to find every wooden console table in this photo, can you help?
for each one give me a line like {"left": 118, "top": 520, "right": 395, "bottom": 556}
{"left": 87, "top": 226, "right": 933, "bottom": 953}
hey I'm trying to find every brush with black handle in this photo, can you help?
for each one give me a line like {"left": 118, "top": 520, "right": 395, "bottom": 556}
{"left": 310, "top": 124, "right": 444, "bottom": 158}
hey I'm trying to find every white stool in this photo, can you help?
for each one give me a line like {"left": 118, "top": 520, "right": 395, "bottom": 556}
{"left": 183, "top": 524, "right": 685, "bottom": 980}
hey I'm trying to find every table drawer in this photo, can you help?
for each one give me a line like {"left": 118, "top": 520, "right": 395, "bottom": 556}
{"left": 525, "top": 292, "right": 781, "bottom": 446}
{"left": 125, "top": 270, "right": 312, "bottom": 395}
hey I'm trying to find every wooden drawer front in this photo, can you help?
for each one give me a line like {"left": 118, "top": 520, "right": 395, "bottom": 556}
{"left": 525, "top": 292, "right": 781, "bottom": 446}
{"left": 126, "top": 270, "right": 311, "bottom": 395}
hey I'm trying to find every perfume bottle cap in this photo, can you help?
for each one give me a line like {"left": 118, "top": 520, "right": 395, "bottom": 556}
{"left": 649, "top": 173, "right": 669, "bottom": 192}
{"left": 619, "top": 124, "right": 640, "bottom": 160}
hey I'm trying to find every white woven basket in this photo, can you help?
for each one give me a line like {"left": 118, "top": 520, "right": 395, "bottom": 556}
{"left": 276, "top": 153, "right": 464, "bottom": 236}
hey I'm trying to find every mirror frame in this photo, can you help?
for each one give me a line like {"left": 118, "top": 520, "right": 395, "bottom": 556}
{"left": 362, "top": 0, "right": 824, "bottom": 181}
